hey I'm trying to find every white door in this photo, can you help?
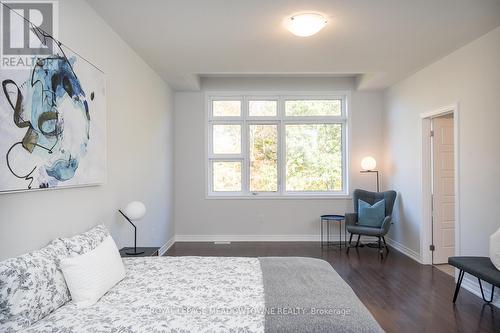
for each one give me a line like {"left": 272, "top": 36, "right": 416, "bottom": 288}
{"left": 431, "top": 115, "right": 455, "bottom": 264}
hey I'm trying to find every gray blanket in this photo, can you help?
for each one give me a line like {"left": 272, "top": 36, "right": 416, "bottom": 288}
{"left": 259, "top": 257, "right": 384, "bottom": 333}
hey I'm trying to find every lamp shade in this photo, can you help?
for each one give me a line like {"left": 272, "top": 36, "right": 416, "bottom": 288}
{"left": 361, "top": 156, "right": 377, "bottom": 171}
{"left": 123, "top": 201, "right": 146, "bottom": 221}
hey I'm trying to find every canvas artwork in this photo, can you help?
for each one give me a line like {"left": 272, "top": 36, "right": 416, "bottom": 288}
{"left": 0, "top": 30, "right": 106, "bottom": 193}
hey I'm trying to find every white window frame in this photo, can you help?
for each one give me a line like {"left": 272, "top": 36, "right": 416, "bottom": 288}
{"left": 206, "top": 91, "right": 350, "bottom": 199}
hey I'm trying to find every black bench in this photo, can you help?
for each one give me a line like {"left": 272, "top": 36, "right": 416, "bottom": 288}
{"left": 448, "top": 256, "right": 499, "bottom": 303}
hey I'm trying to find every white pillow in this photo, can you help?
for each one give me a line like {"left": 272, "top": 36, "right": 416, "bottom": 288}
{"left": 60, "top": 235, "right": 125, "bottom": 307}
{"left": 491, "top": 227, "right": 500, "bottom": 271}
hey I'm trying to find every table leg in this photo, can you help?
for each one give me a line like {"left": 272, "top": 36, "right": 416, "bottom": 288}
{"left": 320, "top": 218, "right": 323, "bottom": 246}
{"left": 344, "top": 219, "right": 347, "bottom": 248}
{"left": 339, "top": 220, "right": 341, "bottom": 248}
{"left": 327, "top": 220, "right": 330, "bottom": 245}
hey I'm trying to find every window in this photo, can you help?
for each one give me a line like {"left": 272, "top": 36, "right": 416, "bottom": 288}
{"left": 207, "top": 93, "right": 348, "bottom": 197}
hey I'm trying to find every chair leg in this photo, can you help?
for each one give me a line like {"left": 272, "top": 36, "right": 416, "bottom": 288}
{"left": 378, "top": 236, "right": 384, "bottom": 259}
{"left": 382, "top": 236, "right": 389, "bottom": 253}
{"left": 347, "top": 234, "right": 359, "bottom": 254}
{"left": 478, "top": 278, "right": 495, "bottom": 303}
{"left": 453, "top": 270, "right": 465, "bottom": 303}
{"left": 346, "top": 233, "right": 354, "bottom": 254}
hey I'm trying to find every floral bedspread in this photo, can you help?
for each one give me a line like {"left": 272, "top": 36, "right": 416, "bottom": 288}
{"left": 27, "top": 256, "right": 265, "bottom": 333}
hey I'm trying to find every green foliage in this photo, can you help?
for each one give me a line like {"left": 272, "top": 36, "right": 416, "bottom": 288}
{"left": 213, "top": 125, "right": 241, "bottom": 154}
{"left": 213, "top": 100, "right": 241, "bottom": 117}
{"left": 286, "top": 124, "right": 342, "bottom": 191}
{"left": 212, "top": 99, "right": 343, "bottom": 193}
{"left": 285, "top": 100, "right": 341, "bottom": 117}
{"left": 213, "top": 161, "right": 241, "bottom": 191}
{"left": 249, "top": 101, "right": 277, "bottom": 117}
{"left": 249, "top": 125, "right": 278, "bottom": 192}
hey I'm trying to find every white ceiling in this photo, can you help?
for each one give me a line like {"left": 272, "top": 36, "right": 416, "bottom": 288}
{"left": 86, "top": 0, "right": 500, "bottom": 91}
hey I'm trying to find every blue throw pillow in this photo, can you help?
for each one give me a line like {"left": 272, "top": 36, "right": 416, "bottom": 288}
{"left": 358, "top": 199, "right": 386, "bottom": 227}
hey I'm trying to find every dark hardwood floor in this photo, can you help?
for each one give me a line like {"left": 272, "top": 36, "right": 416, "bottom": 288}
{"left": 166, "top": 242, "right": 500, "bottom": 333}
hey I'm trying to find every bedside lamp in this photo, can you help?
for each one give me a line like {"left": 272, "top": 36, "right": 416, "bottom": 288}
{"left": 119, "top": 201, "right": 146, "bottom": 255}
{"left": 360, "top": 156, "right": 379, "bottom": 192}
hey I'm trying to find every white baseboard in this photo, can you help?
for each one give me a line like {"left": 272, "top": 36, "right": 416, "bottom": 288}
{"left": 384, "top": 237, "right": 422, "bottom": 263}
{"left": 158, "top": 236, "right": 175, "bottom": 255}
{"left": 460, "top": 275, "right": 500, "bottom": 308}
{"left": 174, "top": 234, "right": 379, "bottom": 243}
{"left": 175, "top": 234, "right": 320, "bottom": 242}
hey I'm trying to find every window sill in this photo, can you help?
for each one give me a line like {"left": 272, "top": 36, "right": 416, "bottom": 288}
{"left": 205, "top": 195, "right": 352, "bottom": 200}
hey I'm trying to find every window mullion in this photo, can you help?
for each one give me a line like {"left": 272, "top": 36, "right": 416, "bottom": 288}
{"left": 242, "top": 97, "right": 249, "bottom": 195}
{"left": 278, "top": 96, "right": 285, "bottom": 195}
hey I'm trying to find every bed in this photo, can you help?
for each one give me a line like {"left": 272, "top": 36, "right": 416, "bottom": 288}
{"left": 25, "top": 256, "right": 382, "bottom": 333}
{"left": 1, "top": 226, "right": 383, "bottom": 332}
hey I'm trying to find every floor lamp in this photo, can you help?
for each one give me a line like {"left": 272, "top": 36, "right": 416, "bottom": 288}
{"left": 360, "top": 156, "right": 379, "bottom": 192}
{"left": 359, "top": 156, "right": 381, "bottom": 248}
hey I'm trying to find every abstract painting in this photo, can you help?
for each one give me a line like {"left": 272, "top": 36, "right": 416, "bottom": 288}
{"left": 0, "top": 28, "right": 106, "bottom": 193}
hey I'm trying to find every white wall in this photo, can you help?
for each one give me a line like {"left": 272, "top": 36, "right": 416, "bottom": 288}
{"left": 174, "top": 77, "right": 384, "bottom": 239}
{"left": 383, "top": 26, "right": 500, "bottom": 258}
{"left": 0, "top": 0, "right": 175, "bottom": 259}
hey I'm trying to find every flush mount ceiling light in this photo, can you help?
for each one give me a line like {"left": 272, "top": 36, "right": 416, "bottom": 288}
{"left": 284, "top": 13, "right": 327, "bottom": 37}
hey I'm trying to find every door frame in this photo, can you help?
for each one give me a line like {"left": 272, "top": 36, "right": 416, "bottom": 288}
{"left": 419, "top": 104, "right": 460, "bottom": 265}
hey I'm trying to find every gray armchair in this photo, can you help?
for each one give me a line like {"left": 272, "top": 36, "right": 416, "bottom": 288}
{"left": 346, "top": 189, "right": 397, "bottom": 256}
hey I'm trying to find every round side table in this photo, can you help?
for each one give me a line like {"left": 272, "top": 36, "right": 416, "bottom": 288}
{"left": 320, "top": 215, "right": 346, "bottom": 248}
